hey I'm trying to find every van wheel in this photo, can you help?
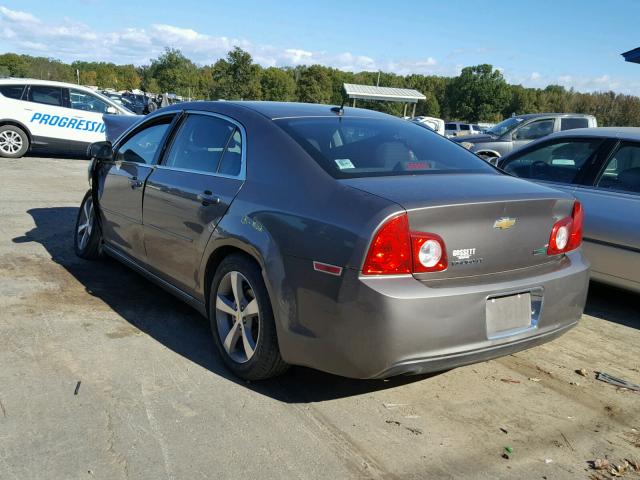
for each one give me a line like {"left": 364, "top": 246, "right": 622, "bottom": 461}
{"left": 0, "top": 125, "right": 29, "bottom": 158}
{"left": 74, "top": 191, "right": 102, "bottom": 260}
{"left": 209, "top": 254, "right": 288, "bottom": 380}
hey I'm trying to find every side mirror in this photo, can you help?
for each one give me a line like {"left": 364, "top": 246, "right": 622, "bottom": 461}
{"left": 106, "top": 106, "right": 118, "bottom": 115}
{"left": 89, "top": 141, "right": 113, "bottom": 161}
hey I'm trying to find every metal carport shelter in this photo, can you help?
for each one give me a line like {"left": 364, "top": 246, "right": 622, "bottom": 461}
{"left": 343, "top": 83, "right": 426, "bottom": 117}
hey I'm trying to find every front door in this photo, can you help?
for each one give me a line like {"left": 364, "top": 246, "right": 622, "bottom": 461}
{"left": 143, "top": 112, "right": 245, "bottom": 294}
{"left": 98, "top": 114, "right": 175, "bottom": 261}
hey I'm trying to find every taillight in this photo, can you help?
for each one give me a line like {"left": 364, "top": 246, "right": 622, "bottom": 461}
{"left": 411, "top": 233, "right": 447, "bottom": 272}
{"left": 547, "top": 201, "right": 583, "bottom": 255}
{"left": 362, "top": 214, "right": 412, "bottom": 275}
{"left": 362, "top": 213, "right": 447, "bottom": 275}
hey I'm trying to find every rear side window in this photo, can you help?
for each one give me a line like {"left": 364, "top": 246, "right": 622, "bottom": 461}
{"left": 276, "top": 117, "right": 495, "bottom": 178}
{"left": 27, "top": 86, "right": 63, "bottom": 107}
{"left": 596, "top": 143, "right": 640, "bottom": 194}
{"left": 460, "top": 124, "right": 470, "bottom": 131}
{"left": 0, "top": 85, "right": 25, "bottom": 100}
{"left": 164, "top": 114, "right": 239, "bottom": 175}
{"left": 560, "top": 117, "right": 589, "bottom": 131}
{"left": 115, "top": 116, "right": 173, "bottom": 164}
{"left": 502, "top": 139, "right": 601, "bottom": 184}
{"left": 445, "top": 123, "right": 457, "bottom": 130}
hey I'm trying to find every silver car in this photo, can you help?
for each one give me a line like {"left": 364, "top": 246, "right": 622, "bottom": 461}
{"left": 498, "top": 127, "right": 640, "bottom": 292}
{"left": 75, "top": 101, "right": 589, "bottom": 380}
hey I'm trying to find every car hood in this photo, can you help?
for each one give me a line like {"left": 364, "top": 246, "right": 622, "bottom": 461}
{"left": 452, "top": 134, "right": 501, "bottom": 143}
{"left": 340, "top": 172, "right": 571, "bottom": 211}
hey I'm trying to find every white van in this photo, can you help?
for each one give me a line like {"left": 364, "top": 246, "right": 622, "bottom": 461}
{"left": 0, "top": 79, "right": 135, "bottom": 158}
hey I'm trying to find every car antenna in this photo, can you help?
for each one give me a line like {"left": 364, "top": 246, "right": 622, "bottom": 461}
{"left": 330, "top": 93, "right": 347, "bottom": 116}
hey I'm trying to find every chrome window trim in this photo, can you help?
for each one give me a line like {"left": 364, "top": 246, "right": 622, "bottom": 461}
{"left": 158, "top": 109, "right": 247, "bottom": 180}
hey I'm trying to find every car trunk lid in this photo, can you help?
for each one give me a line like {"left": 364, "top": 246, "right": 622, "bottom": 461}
{"left": 342, "top": 173, "right": 576, "bottom": 279}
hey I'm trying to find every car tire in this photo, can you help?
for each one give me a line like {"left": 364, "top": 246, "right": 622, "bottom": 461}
{"left": 74, "top": 190, "right": 102, "bottom": 260}
{"left": 209, "top": 254, "right": 288, "bottom": 380}
{"left": 0, "top": 125, "right": 29, "bottom": 158}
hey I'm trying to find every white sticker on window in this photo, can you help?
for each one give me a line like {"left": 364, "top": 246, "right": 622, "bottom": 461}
{"left": 335, "top": 158, "right": 355, "bottom": 170}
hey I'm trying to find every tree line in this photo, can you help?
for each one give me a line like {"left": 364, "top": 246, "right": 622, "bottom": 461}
{"left": 1, "top": 47, "right": 639, "bottom": 126}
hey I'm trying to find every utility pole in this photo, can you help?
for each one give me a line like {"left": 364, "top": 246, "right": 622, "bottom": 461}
{"left": 76, "top": 69, "right": 80, "bottom": 85}
{"left": 376, "top": 71, "right": 381, "bottom": 87}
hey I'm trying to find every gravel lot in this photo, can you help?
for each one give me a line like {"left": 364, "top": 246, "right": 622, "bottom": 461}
{"left": 1, "top": 156, "right": 639, "bottom": 480}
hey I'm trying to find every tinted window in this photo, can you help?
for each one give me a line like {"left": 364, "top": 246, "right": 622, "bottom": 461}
{"left": 445, "top": 123, "right": 457, "bottom": 130}
{"left": 164, "top": 114, "right": 238, "bottom": 174}
{"left": 560, "top": 117, "right": 589, "bottom": 131}
{"left": 460, "top": 124, "right": 470, "bottom": 131}
{"left": 69, "top": 89, "right": 111, "bottom": 114}
{"left": 28, "top": 86, "right": 63, "bottom": 106}
{"left": 502, "top": 139, "right": 600, "bottom": 184}
{"left": 276, "top": 117, "right": 495, "bottom": 179}
{"left": 0, "top": 85, "right": 25, "bottom": 99}
{"left": 514, "top": 119, "right": 555, "bottom": 141}
{"left": 596, "top": 143, "right": 640, "bottom": 194}
{"left": 116, "top": 117, "right": 173, "bottom": 164}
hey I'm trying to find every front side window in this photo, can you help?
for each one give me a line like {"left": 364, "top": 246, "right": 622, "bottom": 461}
{"left": 596, "top": 143, "right": 640, "bottom": 194}
{"left": 115, "top": 117, "right": 173, "bottom": 164}
{"left": 0, "top": 85, "right": 26, "bottom": 100}
{"left": 560, "top": 117, "right": 589, "bottom": 131}
{"left": 513, "top": 119, "right": 555, "bottom": 141}
{"left": 276, "top": 117, "right": 495, "bottom": 179}
{"left": 69, "top": 89, "right": 111, "bottom": 114}
{"left": 164, "top": 114, "right": 239, "bottom": 175}
{"left": 445, "top": 123, "right": 457, "bottom": 130}
{"left": 502, "top": 139, "right": 601, "bottom": 184}
{"left": 28, "top": 86, "right": 63, "bottom": 106}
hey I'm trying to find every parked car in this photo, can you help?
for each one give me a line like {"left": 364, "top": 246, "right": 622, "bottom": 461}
{"left": 497, "top": 127, "right": 640, "bottom": 293}
{"left": 76, "top": 101, "right": 589, "bottom": 380}
{"left": 412, "top": 116, "right": 445, "bottom": 135}
{"left": 453, "top": 113, "right": 597, "bottom": 162}
{"left": 122, "top": 92, "right": 153, "bottom": 115}
{"left": 0, "top": 79, "right": 134, "bottom": 158}
{"left": 444, "top": 122, "right": 483, "bottom": 137}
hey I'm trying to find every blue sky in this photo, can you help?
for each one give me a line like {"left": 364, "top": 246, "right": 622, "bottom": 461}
{"left": 2, "top": 0, "right": 639, "bottom": 94}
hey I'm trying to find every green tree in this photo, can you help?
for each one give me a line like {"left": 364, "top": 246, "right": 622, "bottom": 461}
{"left": 296, "top": 65, "right": 332, "bottom": 104}
{"left": 446, "top": 64, "right": 510, "bottom": 122}
{"left": 146, "top": 48, "right": 198, "bottom": 96}
{"left": 261, "top": 67, "right": 296, "bottom": 101}
{"left": 211, "top": 47, "right": 262, "bottom": 100}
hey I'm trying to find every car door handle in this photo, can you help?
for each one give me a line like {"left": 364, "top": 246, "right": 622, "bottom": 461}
{"left": 197, "top": 191, "right": 221, "bottom": 206}
{"left": 129, "top": 177, "right": 143, "bottom": 189}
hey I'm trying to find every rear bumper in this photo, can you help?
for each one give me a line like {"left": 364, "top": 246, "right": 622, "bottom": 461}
{"left": 278, "top": 251, "right": 589, "bottom": 379}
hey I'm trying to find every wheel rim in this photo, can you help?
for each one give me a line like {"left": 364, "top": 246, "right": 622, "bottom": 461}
{"left": 77, "top": 197, "right": 94, "bottom": 251}
{"left": 0, "top": 130, "right": 23, "bottom": 154}
{"left": 215, "top": 271, "right": 260, "bottom": 363}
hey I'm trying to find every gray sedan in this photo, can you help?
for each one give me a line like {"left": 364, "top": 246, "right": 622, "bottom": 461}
{"left": 75, "top": 101, "right": 589, "bottom": 380}
{"left": 498, "top": 127, "right": 640, "bottom": 293}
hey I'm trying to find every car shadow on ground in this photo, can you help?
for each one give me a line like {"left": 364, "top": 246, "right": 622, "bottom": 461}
{"left": 13, "top": 206, "right": 432, "bottom": 403}
{"left": 584, "top": 281, "right": 639, "bottom": 329}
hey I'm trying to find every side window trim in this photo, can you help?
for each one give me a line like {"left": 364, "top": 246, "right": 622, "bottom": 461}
{"left": 156, "top": 110, "right": 247, "bottom": 180}
{"left": 112, "top": 113, "right": 179, "bottom": 166}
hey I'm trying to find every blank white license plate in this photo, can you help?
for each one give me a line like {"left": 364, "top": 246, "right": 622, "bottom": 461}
{"left": 486, "top": 292, "right": 532, "bottom": 337}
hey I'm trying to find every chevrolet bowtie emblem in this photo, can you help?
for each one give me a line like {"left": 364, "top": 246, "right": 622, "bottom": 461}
{"left": 493, "top": 217, "right": 517, "bottom": 230}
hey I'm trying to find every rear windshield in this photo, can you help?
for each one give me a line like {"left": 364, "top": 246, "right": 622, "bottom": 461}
{"left": 275, "top": 117, "right": 494, "bottom": 178}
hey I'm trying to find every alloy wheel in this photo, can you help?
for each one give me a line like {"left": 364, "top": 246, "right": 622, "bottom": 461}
{"left": 77, "top": 197, "right": 94, "bottom": 251}
{"left": 215, "top": 271, "right": 260, "bottom": 363}
{"left": 0, "top": 130, "right": 23, "bottom": 155}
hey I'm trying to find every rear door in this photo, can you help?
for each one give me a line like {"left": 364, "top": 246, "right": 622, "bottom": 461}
{"left": 142, "top": 111, "right": 245, "bottom": 294}
{"left": 22, "top": 85, "right": 66, "bottom": 144}
{"left": 573, "top": 142, "right": 640, "bottom": 289}
{"left": 98, "top": 114, "right": 177, "bottom": 262}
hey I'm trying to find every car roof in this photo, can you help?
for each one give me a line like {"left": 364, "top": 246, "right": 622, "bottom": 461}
{"left": 163, "top": 100, "right": 394, "bottom": 121}
{"left": 0, "top": 77, "right": 99, "bottom": 92}
{"left": 545, "top": 127, "right": 640, "bottom": 142}
{"left": 511, "top": 112, "right": 595, "bottom": 120}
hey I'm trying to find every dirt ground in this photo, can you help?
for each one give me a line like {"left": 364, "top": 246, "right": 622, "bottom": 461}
{"left": 1, "top": 156, "right": 639, "bottom": 480}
